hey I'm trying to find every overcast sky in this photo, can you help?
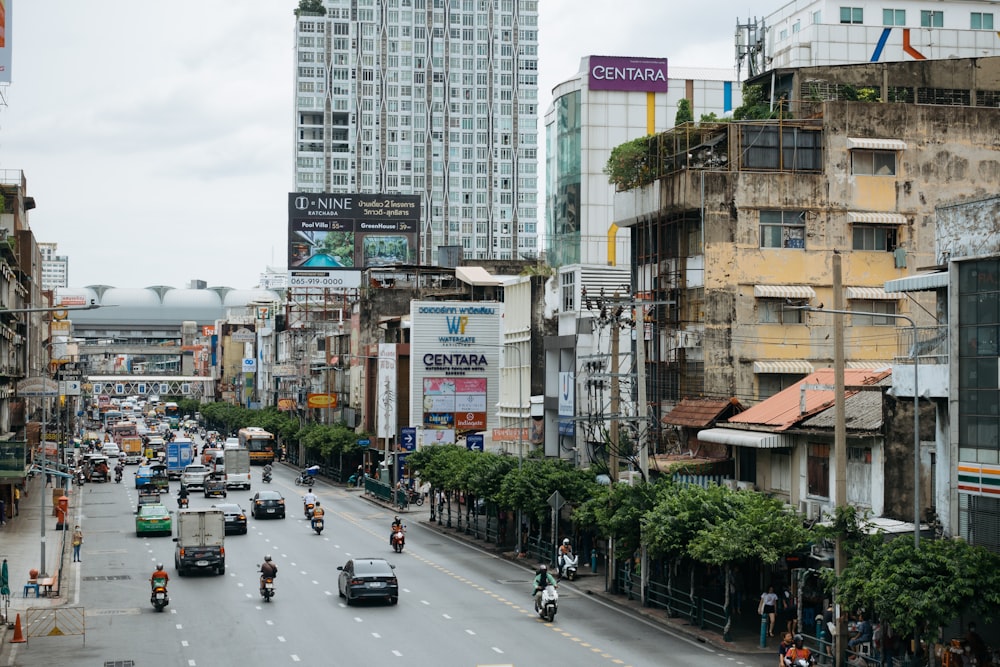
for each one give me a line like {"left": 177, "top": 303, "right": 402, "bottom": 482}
{"left": 0, "top": 0, "right": 754, "bottom": 290}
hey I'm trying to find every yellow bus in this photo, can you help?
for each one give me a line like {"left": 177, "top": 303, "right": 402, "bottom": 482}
{"left": 238, "top": 427, "right": 275, "bottom": 465}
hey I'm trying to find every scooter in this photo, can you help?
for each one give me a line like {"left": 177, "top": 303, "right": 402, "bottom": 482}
{"left": 311, "top": 516, "right": 324, "bottom": 535}
{"left": 178, "top": 494, "right": 189, "bottom": 509}
{"left": 259, "top": 576, "right": 275, "bottom": 602}
{"left": 115, "top": 468, "right": 123, "bottom": 484}
{"left": 558, "top": 552, "right": 579, "bottom": 581}
{"left": 391, "top": 530, "right": 405, "bottom": 553}
{"left": 262, "top": 470, "right": 272, "bottom": 484}
{"left": 406, "top": 488, "right": 424, "bottom": 506}
{"left": 303, "top": 502, "right": 315, "bottom": 520}
{"left": 151, "top": 579, "right": 170, "bottom": 612}
{"left": 75, "top": 471, "right": 85, "bottom": 486}
{"left": 534, "top": 584, "right": 558, "bottom": 622}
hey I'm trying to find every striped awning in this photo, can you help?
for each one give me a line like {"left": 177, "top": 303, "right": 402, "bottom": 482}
{"left": 845, "top": 286, "right": 904, "bottom": 300}
{"left": 846, "top": 361, "right": 892, "bottom": 369}
{"left": 884, "top": 272, "right": 948, "bottom": 293}
{"left": 847, "top": 211, "right": 907, "bottom": 225}
{"left": 753, "top": 360, "right": 815, "bottom": 374}
{"left": 753, "top": 285, "right": 816, "bottom": 299}
{"left": 698, "top": 427, "right": 791, "bottom": 449}
{"left": 848, "top": 137, "right": 907, "bottom": 151}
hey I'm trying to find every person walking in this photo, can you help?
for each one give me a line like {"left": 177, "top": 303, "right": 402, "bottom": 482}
{"left": 760, "top": 585, "right": 779, "bottom": 637}
{"left": 13, "top": 485, "right": 20, "bottom": 516}
{"left": 72, "top": 525, "right": 83, "bottom": 562}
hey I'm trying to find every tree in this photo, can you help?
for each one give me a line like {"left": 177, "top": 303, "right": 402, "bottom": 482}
{"left": 832, "top": 536, "right": 1000, "bottom": 641}
{"left": 732, "top": 83, "right": 776, "bottom": 120}
{"left": 573, "top": 480, "right": 659, "bottom": 558}
{"left": 294, "top": 0, "right": 326, "bottom": 16}
{"left": 603, "top": 136, "right": 653, "bottom": 191}
{"left": 675, "top": 99, "right": 693, "bottom": 126}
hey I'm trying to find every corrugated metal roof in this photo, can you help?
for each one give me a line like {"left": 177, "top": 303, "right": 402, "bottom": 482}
{"left": 884, "top": 272, "right": 948, "bottom": 292}
{"left": 662, "top": 398, "right": 739, "bottom": 427}
{"left": 698, "top": 427, "right": 792, "bottom": 449}
{"left": 799, "top": 376, "right": 891, "bottom": 430}
{"left": 727, "top": 368, "right": 892, "bottom": 430}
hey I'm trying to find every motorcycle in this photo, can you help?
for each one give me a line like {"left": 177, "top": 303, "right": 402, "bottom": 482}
{"left": 311, "top": 516, "right": 324, "bottom": 535}
{"left": 151, "top": 579, "right": 170, "bottom": 612}
{"left": 114, "top": 468, "right": 123, "bottom": 484}
{"left": 534, "top": 584, "right": 558, "bottom": 622}
{"left": 177, "top": 494, "right": 189, "bottom": 509}
{"left": 303, "top": 502, "right": 315, "bottom": 520}
{"left": 558, "top": 552, "right": 579, "bottom": 581}
{"left": 259, "top": 576, "right": 275, "bottom": 602}
{"left": 406, "top": 488, "right": 424, "bottom": 506}
{"left": 262, "top": 470, "right": 272, "bottom": 484}
{"left": 294, "top": 465, "right": 320, "bottom": 486}
{"left": 391, "top": 530, "right": 405, "bottom": 553}
{"left": 75, "top": 471, "right": 85, "bottom": 487}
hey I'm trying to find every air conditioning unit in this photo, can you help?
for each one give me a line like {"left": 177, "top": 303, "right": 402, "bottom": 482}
{"left": 618, "top": 470, "right": 641, "bottom": 486}
{"left": 723, "top": 479, "right": 738, "bottom": 490}
{"left": 799, "top": 500, "right": 823, "bottom": 520}
{"left": 736, "top": 481, "right": 756, "bottom": 491}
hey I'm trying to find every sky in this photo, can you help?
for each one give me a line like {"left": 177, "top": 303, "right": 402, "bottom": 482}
{"left": 0, "top": 0, "right": 756, "bottom": 290}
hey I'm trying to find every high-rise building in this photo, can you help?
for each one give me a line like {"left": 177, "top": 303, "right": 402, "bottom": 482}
{"left": 39, "top": 241, "right": 69, "bottom": 290}
{"left": 292, "top": 0, "right": 539, "bottom": 264}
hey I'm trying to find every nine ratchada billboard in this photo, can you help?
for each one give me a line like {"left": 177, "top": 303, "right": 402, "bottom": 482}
{"left": 587, "top": 55, "right": 668, "bottom": 93}
{"left": 287, "top": 193, "right": 420, "bottom": 288}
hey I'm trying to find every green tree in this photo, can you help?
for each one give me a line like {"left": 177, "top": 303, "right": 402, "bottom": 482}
{"left": 294, "top": 0, "right": 326, "bottom": 16}
{"left": 675, "top": 99, "right": 693, "bottom": 126}
{"left": 573, "top": 480, "right": 659, "bottom": 557}
{"left": 603, "top": 136, "right": 653, "bottom": 191}
{"left": 832, "top": 536, "right": 1000, "bottom": 641}
{"left": 732, "top": 83, "right": 775, "bottom": 120}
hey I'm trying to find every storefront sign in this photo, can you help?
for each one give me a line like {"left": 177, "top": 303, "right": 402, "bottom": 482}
{"left": 588, "top": 55, "right": 669, "bottom": 93}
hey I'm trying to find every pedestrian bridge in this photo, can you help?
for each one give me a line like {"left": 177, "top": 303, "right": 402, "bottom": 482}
{"left": 87, "top": 376, "right": 213, "bottom": 398}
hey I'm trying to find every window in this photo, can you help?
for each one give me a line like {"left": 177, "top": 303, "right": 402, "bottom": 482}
{"left": 972, "top": 12, "right": 994, "bottom": 30}
{"left": 560, "top": 272, "right": 575, "bottom": 312}
{"left": 758, "top": 299, "right": 804, "bottom": 325}
{"left": 850, "top": 300, "right": 897, "bottom": 326}
{"left": 883, "top": 9, "right": 905, "bottom": 26}
{"left": 852, "top": 150, "right": 896, "bottom": 176}
{"left": 921, "top": 10, "right": 943, "bottom": 27}
{"left": 760, "top": 210, "right": 806, "bottom": 249}
{"left": 840, "top": 6, "right": 863, "bottom": 24}
{"left": 807, "top": 444, "right": 830, "bottom": 498}
{"left": 852, "top": 225, "right": 898, "bottom": 251}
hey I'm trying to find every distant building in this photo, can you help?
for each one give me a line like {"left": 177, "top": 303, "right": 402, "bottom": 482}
{"left": 39, "top": 242, "right": 68, "bottom": 290}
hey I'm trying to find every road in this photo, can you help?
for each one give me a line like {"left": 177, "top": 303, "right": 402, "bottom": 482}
{"left": 3, "top": 461, "right": 771, "bottom": 667}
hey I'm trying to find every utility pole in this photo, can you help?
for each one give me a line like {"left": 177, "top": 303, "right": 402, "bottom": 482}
{"left": 833, "top": 253, "right": 847, "bottom": 667}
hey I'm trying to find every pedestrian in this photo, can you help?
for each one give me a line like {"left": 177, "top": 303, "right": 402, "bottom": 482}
{"left": 778, "top": 632, "right": 795, "bottom": 667}
{"left": 0, "top": 498, "right": 5, "bottom": 525}
{"left": 72, "top": 525, "right": 83, "bottom": 562}
{"left": 46, "top": 472, "right": 52, "bottom": 487}
{"left": 759, "top": 585, "right": 779, "bottom": 637}
{"left": 13, "top": 485, "right": 20, "bottom": 516}
{"left": 782, "top": 587, "right": 798, "bottom": 635}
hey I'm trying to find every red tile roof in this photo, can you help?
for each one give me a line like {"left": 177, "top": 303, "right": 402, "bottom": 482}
{"left": 662, "top": 397, "right": 742, "bottom": 428}
{"left": 726, "top": 368, "right": 891, "bottom": 431}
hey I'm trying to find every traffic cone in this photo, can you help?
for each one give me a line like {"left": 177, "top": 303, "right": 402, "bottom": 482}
{"left": 10, "top": 613, "right": 26, "bottom": 643}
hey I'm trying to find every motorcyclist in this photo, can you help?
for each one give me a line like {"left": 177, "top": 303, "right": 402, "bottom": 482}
{"left": 150, "top": 563, "right": 170, "bottom": 590}
{"left": 302, "top": 488, "right": 317, "bottom": 517}
{"left": 311, "top": 501, "right": 325, "bottom": 521}
{"left": 260, "top": 554, "right": 278, "bottom": 580}
{"left": 390, "top": 515, "right": 404, "bottom": 546}
{"left": 557, "top": 538, "right": 574, "bottom": 576}
{"left": 177, "top": 485, "right": 189, "bottom": 506}
{"left": 263, "top": 463, "right": 273, "bottom": 478}
{"left": 783, "top": 634, "right": 816, "bottom": 667}
{"left": 532, "top": 564, "right": 557, "bottom": 609}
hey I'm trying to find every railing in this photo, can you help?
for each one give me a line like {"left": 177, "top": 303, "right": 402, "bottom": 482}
{"left": 896, "top": 325, "right": 949, "bottom": 364}
{"left": 523, "top": 535, "right": 554, "bottom": 565}
{"left": 365, "top": 477, "right": 393, "bottom": 502}
{"left": 619, "top": 564, "right": 729, "bottom": 635}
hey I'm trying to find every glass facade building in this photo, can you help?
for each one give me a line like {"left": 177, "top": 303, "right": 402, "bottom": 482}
{"left": 293, "top": 0, "right": 539, "bottom": 264}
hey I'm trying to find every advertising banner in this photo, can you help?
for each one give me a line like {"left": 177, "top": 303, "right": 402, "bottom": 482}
{"left": 0, "top": 440, "right": 25, "bottom": 478}
{"left": 558, "top": 371, "right": 575, "bottom": 417}
{"left": 376, "top": 343, "right": 397, "bottom": 440}
{"left": 307, "top": 393, "right": 338, "bottom": 409}
{"left": 588, "top": 56, "right": 668, "bottom": 93}
{"left": 0, "top": 1, "right": 10, "bottom": 84}
{"left": 288, "top": 192, "right": 420, "bottom": 288}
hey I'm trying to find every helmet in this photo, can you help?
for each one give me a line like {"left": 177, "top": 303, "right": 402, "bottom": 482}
{"left": 793, "top": 634, "right": 804, "bottom": 648}
{"left": 264, "top": 555, "right": 272, "bottom": 562}
{"left": 314, "top": 501, "right": 321, "bottom": 506}
{"left": 156, "top": 563, "right": 163, "bottom": 570}
{"left": 563, "top": 538, "right": 570, "bottom": 545}
{"left": 538, "top": 564, "right": 547, "bottom": 572}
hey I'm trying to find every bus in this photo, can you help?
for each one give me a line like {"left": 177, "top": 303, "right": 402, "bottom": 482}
{"left": 102, "top": 410, "right": 124, "bottom": 428}
{"left": 238, "top": 427, "right": 275, "bottom": 465}
{"left": 110, "top": 421, "right": 138, "bottom": 445}
{"left": 164, "top": 402, "right": 180, "bottom": 429}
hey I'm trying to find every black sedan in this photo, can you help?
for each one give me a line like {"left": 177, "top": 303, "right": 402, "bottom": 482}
{"left": 249, "top": 490, "right": 286, "bottom": 519}
{"left": 212, "top": 503, "right": 248, "bottom": 534}
{"left": 337, "top": 558, "right": 398, "bottom": 606}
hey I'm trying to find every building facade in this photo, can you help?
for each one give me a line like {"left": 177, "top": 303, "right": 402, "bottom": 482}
{"left": 293, "top": 0, "right": 539, "bottom": 264}
{"left": 38, "top": 242, "right": 68, "bottom": 291}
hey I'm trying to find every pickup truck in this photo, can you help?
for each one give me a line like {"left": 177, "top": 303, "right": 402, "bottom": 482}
{"left": 173, "top": 509, "right": 225, "bottom": 576}
{"left": 181, "top": 464, "right": 211, "bottom": 490}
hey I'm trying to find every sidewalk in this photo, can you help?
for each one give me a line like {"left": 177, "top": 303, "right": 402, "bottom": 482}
{"left": 353, "top": 486, "right": 776, "bottom": 658}
{"left": 0, "top": 475, "right": 77, "bottom": 645}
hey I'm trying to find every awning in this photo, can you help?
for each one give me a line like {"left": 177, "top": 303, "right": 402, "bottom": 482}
{"left": 753, "top": 360, "right": 814, "bottom": 374}
{"left": 698, "top": 427, "right": 791, "bottom": 449}
{"left": 846, "top": 360, "right": 892, "bottom": 369}
{"left": 845, "top": 286, "right": 904, "bottom": 300}
{"left": 753, "top": 285, "right": 816, "bottom": 299}
{"left": 848, "top": 137, "right": 907, "bottom": 151}
{"left": 456, "top": 266, "right": 503, "bottom": 286}
{"left": 847, "top": 211, "right": 907, "bottom": 225}
{"left": 884, "top": 272, "right": 948, "bottom": 292}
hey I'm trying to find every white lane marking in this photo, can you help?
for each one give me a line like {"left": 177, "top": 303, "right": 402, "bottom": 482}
{"left": 181, "top": 640, "right": 189, "bottom": 647}
{"left": 237, "top": 582, "right": 244, "bottom": 588}
{"left": 312, "top": 580, "right": 319, "bottom": 585}
{"left": 291, "top": 656, "right": 301, "bottom": 662}
{"left": 372, "top": 632, "right": 381, "bottom": 639}
{"left": 176, "top": 624, "right": 183, "bottom": 630}
{"left": 324, "top": 590, "right": 333, "bottom": 596}
{"left": 465, "top": 629, "right": 476, "bottom": 635}
{"left": 266, "top": 620, "right": 274, "bottom": 626}
{"left": 492, "top": 647, "right": 504, "bottom": 654}
{"left": 392, "top": 650, "right": 403, "bottom": 657}
{"left": 402, "top": 588, "right": 412, "bottom": 593}
{"left": 188, "top": 660, "right": 196, "bottom": 666}
{"left": 354, "top": 616, "right": 364, "bottom": 622}
{"left": 442, "top": 613, "right": 452, "bottom": 620}
{"left": 278, "top": 636, "right": 286, "bottom": 643}
{"left": 300, "top": 570, "right": 307, "bottom": 575}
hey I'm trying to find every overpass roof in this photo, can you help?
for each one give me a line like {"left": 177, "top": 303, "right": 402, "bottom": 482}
{"left": 55, "top": 286, "right": 282, "bottom": 327}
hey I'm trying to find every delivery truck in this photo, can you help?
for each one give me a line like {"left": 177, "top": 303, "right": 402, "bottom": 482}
{"left": 121, "top": 436, "right": 144, "bottom": 464}
{"left": 173, "top": 509, "right": 226, "bottom": 576}
{"left": 166, "top": 439, "right": 194, "bottom": 480}
{"left": 224, "top": 448, "right": 251, "bottom": 490}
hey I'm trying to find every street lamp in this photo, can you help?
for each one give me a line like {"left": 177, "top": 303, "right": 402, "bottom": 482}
{"left": 507, "top": 342, "right": 526, "bottom": 556}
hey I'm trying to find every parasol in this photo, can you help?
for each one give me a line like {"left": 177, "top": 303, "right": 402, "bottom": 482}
{"left": 1, "top": 558, "right": 10, "bottom": 597}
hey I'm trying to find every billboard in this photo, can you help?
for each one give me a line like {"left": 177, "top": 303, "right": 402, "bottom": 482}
{"left": 588, "top": 56, "right": 668, "bottom": 93}
{"left": 0, "top": 1, "right": 9, "bottom": 84}
{"left": 287, "top": 193, "right": 420, "bottom": 288}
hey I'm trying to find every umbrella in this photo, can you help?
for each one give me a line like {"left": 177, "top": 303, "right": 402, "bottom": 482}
{"left": 1, "top": 558, "right": 10, "bottom": 597}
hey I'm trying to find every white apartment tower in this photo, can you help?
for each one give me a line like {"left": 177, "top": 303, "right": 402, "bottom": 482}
{"left": 39, "top": 242, "right": 69, "bottom": 290}
{"left": 293, "top": 0, "right": 540, "bottom": 264}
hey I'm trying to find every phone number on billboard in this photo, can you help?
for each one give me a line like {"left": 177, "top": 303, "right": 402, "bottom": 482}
{"left": 289, "top": 274, "right": 362, "bottom": 288}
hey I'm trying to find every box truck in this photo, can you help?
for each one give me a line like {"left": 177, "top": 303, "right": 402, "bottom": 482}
{"left": 173, "top": 509, "right": 226, "bottom": 576}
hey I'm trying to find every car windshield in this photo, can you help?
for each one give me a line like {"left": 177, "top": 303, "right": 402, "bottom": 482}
{"left": 353, "top": 560, "right": 393, "bottom": 576}
{"left": 139, "top": 505, "right": 168, "bottom": 517}
{"left": 214, "top": 504, "right": 241, "bottom": 514}
{"left": 185, "top": 466, "right": 207, "bottom": 473}
{"left": 257, "top": 492, "right": 281, "bottom": 501}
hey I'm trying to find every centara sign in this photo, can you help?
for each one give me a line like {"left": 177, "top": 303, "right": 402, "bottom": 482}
{"left": 588, "top": 55, "right": 668, "bottom": 93}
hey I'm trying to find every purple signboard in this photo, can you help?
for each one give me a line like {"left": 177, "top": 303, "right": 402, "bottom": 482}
{"left": 588, "top": 56, "right": 669, "bottom": 93}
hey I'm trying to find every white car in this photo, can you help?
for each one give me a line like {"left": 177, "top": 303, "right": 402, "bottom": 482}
{"left": 101, "top": 444, "right": 121, "bottom": 458}
{"left": 181, "top": 464, "right": 211, "bottom": 490}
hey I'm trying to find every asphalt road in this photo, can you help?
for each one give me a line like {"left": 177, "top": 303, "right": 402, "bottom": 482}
{"left": 3, "top": 460, "right": 773, "bottom": 667}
